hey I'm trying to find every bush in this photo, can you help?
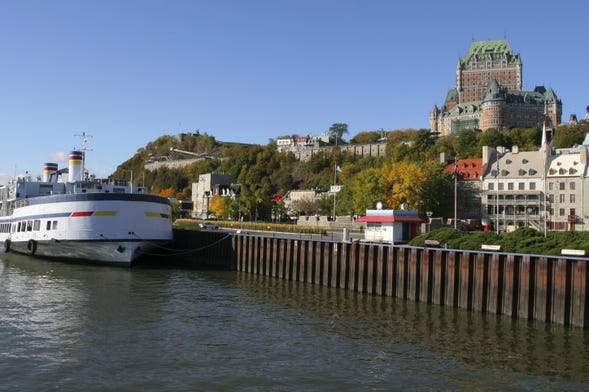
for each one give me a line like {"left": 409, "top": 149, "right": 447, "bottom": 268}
{"left": 410, "top": 227, "right": 589, "bottom": 256}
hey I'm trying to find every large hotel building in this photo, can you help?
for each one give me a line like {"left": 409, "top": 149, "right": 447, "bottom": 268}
{"left": 430, "top": 39, "right": 562, "bottom": 135}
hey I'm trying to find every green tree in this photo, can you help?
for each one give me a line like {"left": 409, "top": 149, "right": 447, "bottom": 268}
{"left": 350, "top": 130, "right": 382, "bottom": 144}
{"left": 506, "top": 127, "right": 541, "bottom": 150}
{"left": 349, "top": 168, "right": 389, "bottom": 213}
{"left": 328, "top": 123, "right": 348, "bottom": 145}
{"left": 553, "top": 121, "right": 589, "bottom": 148}
{"left": 478, "top": 128, "right": 505, "bottom": 151}
{"left": 453, "top": 129, "right": 480, "bottom": 158}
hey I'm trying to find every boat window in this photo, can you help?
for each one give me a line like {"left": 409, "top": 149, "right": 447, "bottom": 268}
{"left": 46, "top": 221, "right": 52, "bottom": 230}
{"left": 52, "top": 221, "right": 58, "bottom": 230}
{"left": 33, "top": 220, "right": 40, "bottom": 231}
{"left": 27, "top": 220, "right": 33, "bottom": 231}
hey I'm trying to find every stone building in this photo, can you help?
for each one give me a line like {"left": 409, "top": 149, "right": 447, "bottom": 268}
{"left": 442, "top": 157, "right": 484, "bottom": 226}
{"left": 430, "top": 39, "right": 562, "bottom": 135}
{"left": 480, "top": 134, "right": 589, "bottom": 232}
{"left": 191, "top": 172, "right": 235, "bottom": 219}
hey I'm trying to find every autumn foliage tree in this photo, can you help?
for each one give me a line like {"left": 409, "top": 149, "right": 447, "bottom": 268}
{"left": 209, "top": 195, "right": 229, "bottom": 219}
{"left": 159, "top": 187, "right": 176, "bottom": 199}
{"left": 383, "top": 160, "right": 428, "bottom": 209}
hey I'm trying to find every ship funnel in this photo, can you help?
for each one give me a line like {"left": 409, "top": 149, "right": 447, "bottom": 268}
{"left": 43, "top": 162, "right": 58, "bottom": 182}
{"left": 68, "top": 150, "right": 84, "bottom": 182}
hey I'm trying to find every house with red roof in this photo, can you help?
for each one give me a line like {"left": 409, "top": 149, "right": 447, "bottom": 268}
{"left": 355, "top": 208, "right": 423, "bottom": 243}
{"left": 442, "top": 157, "right": 484, "bottom": 226}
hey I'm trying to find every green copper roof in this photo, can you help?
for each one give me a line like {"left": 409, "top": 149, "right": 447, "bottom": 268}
{"left": 459, "top": 39, "right": 521, "bottom": 68}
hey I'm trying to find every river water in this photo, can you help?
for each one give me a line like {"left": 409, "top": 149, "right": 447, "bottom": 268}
{"left": 1, "top": 253, "right": 588, "bottom": 391}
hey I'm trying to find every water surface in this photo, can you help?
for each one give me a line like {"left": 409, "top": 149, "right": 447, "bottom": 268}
{"left": 1, "top": 253, "right": 588, "bottom": 391}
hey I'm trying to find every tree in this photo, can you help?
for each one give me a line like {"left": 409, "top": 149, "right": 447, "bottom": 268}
{"left": 349, "top": 167, "right": 389, "bottom": 214}
{"left": 328, "top": 123, "right": 348, "bottom": 145}
{"left": 506, "top": 127, "right": 541, "bottom": 151}
{"left": 409, "top": 129, "right": 437, "bottom": 160}
{"left": 419, "top": 161, "right": 453, "bottom": 217}
{"left": 383, "top": 160, "right": 428, "bottom": 209}
{"left": 453, "top": 129, "right": 480, "bottom": 158}
{"left": 209, "top": 195, "right": 229, "bottom": 219}
{"left": 290, "top": 198, "right": 318, "bottom": 216}
{"left": 553, "top": 121, "right": 589, "bottom": 148}
{"left": 159, "top": 187, "right": 176, "bottom": 199}
{"left": 478, "top": 128, "right": 505, "bottom": 151}
{"left": 350, "top": 130, "right": 382, "bottom": 144}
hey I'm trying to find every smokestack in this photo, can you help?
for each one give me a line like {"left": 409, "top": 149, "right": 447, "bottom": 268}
{"left": 68, "top": 150, "right": 84, "bottom": 182}
{"left": 42, "top": 163, "right": 58, "bottom": 182}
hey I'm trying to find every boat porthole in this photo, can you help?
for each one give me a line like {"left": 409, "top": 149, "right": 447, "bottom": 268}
{"left": 27, "top": 240, "right": 37, "bottom": 255}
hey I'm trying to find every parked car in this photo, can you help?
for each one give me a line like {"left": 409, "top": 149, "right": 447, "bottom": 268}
{"left": 199, "top": 222, "right": 219, "bottom": 230}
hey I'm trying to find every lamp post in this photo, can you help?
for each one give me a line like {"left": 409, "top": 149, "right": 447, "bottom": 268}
{"left": 494, "top": 148, "right": 509, "bottom": 234}
{"left": 122, "top": 169, "right": 134, "bottom": 194}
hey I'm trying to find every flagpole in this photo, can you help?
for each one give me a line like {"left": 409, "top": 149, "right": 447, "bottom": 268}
{"left": 454, "top": 158, "right": 458, "bottom": 229}
{"left": 333, "top": 162, "right": 337, "bottom": 218}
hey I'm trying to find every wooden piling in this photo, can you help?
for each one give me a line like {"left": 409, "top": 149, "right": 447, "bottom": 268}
{"left": 176, "top": 231, "right": 589, "bottom": 328}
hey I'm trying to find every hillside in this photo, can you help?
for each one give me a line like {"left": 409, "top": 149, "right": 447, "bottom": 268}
{"left": 112, "top": 120, "right": 589, "bottom": 223}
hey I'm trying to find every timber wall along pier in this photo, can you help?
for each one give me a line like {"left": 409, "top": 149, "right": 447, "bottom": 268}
{"left": 171, "top": 230, "right": 589, "bottom": 328}
{"left": 229, "top": 233, "right": 589, "bottom": 328}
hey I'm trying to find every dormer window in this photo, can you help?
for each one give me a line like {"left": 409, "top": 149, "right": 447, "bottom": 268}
{"left": 529, "top": 169, "right": 537, "bottom": 175}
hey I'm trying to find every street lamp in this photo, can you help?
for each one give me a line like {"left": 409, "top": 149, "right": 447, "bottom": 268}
{"left": 121, "top": 169, "right": 134, "bottom": 194}
{"left": 494, "top": 148, "right": 508, "bottom": 234}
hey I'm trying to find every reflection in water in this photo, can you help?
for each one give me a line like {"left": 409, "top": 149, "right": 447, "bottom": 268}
{"left": 1, "top": 253, "right": 588, "bottom": 390}
{"left": 234, "top": 273, "right": 589, "bottom": 384}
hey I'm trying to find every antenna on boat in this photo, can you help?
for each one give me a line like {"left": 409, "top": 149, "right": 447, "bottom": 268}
{"left": 74, "top": 131, "right": 93, "bottom": 153}
{"left": 73, "top": 132, "right": 93, "bottom": 181}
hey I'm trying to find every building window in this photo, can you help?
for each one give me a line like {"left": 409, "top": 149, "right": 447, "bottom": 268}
{"left": 529, "top": 182, "right": 536, "bottom": 190}
{"left": 498, "top": 183, "right": 504, "bottom": 191}
{"left": 488, "top": 183, "right": 494, "bottom": 191}
{"left": 559, "top": 182, "right": 565, "bottom": 191}
{"left": 518, "top": 183, "right": 525, "bottom": 190}
{"left": 570, "top": 194, "right": 575, "bottom": 203}
{"left": 559, "top": 208, "right": 565, "bottom": 216}
{"left": 549, "top": 183, "right": 553, "bottom": 191}
{"left": 508, "top": 182, "right": 514, "bottom": 190}
{"left": 560, "top": 194, "right": 565, "bottom": 203}
{"left": 570, "top": 182, "right": 576, "bottom": 190}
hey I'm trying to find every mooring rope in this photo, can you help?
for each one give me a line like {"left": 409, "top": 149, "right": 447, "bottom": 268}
{"left": 138, "top": 232, "right": 233, "bottom": 257}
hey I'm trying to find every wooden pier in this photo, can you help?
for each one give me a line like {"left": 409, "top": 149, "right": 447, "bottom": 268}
{"left": 169, "top": 229, "right": 589, "bottom": 328}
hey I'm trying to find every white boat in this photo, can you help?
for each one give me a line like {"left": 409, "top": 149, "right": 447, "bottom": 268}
{"left": 0, "top": 137, "right": 173, "bottom": 265}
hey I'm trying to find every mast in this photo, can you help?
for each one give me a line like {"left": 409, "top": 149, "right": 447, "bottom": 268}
{"left": 73, "top": 132, "right": 93, "bottom": 181}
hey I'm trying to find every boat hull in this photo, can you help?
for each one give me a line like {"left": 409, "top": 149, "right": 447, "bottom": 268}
{"left": 0, "top": 193, "right": 173, "bottom": 265}
{"left": 3, "top": 239, "right": 168, "bottom": 266}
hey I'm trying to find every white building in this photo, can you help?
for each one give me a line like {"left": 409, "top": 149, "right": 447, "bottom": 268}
{"left": 355, "top": 209, "right": 423, "bottom": 243}
{"left": 191, "top": 173, "right": 235, "bottom": 219}
{"left": 480, "top": 134, "right": 589, "bottom": 232}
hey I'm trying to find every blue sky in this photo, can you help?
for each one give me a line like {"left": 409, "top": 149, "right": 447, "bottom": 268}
{"left": 1, "top": 0, "right": 587, "bottom": 182}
